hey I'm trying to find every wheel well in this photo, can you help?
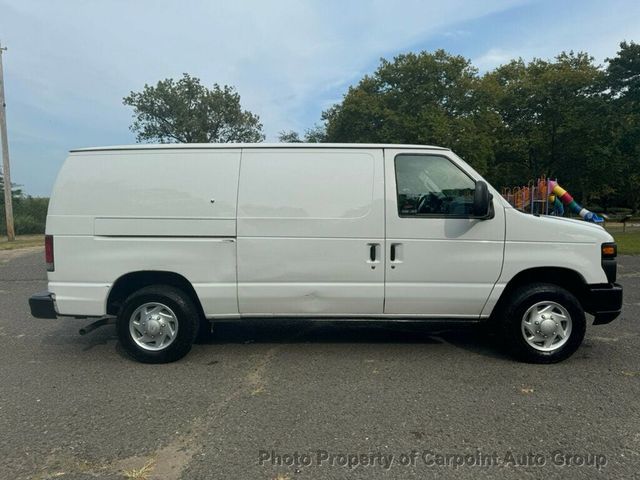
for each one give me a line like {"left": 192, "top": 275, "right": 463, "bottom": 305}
{"left": 107, "top": 271, "right": 206, "bottom": 321}
{"left": 493, "top": 267, "right": 589, "bottom": 316}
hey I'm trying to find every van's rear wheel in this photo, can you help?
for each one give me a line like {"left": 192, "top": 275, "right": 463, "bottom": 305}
{"left": 498, "top": 283, "right": 586, "bottom": 363}
{"left": 117, "top": 285, "right": 199, "bottom": 363}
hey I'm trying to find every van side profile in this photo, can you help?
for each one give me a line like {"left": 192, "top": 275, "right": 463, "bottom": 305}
{"left": 29, "top": 144, "right": 622, "bottom": 363}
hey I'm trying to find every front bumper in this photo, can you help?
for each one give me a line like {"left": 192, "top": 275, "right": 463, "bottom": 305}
{"left": 586, "top": 283, "right": 623, "bottom": 325}
{"left": 29, "top": 291, "right": 58, "bottom": 319}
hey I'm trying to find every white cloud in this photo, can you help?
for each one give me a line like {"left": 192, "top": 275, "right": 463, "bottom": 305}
{"left": 473, "top": 0, "right": 640, "bottom": 72}
{"left": 1, "top": 0, "right": 638, "bottom": 194}
{"left": 473, "top": 48, "right": 516, "bottom": 71}
{"left": 2, "top": 0, "right": 530, "bottom": 137}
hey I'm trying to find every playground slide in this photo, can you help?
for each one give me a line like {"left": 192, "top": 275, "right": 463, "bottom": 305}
{"left": 549, "top": 194, "right": 565, "bottom": 216}
{"left": 548, "top": 180, "right": 603, "bottom": 223}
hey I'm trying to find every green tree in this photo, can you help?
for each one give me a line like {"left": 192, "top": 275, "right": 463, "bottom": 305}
{"left": 306, "top": 45, "right": 639, "bottom": 211}
{"left": 481, "top": 52, "right": 614, "bottom": 202}
{"left": 0, "top": 173, "right": 22, "bottom": 208}
{"left": 607, "top": 41, "right": 640, "bottom": 103}
{"left": 321, "top": 50, "right": 498, "bottom": 173}
{"left": 123, "top": 74, "right": 265, "bottom": 143}
{"left": 278, "top": 125, "right": 326, "bottom": 143}
{"left": 0, "top": 175, "right": 48, "bottom": 235}
{"left": 607, "top": 41, "right": 640, "bottom": 212}
{"left": 278, "top": 130, "right": 302, "bottom": 143}
{"left": 303, "top": 124, "right": 327, "bottom": 143}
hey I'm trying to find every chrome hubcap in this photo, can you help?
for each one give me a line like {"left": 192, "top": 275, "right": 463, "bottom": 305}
{"left": 129, "top": 302, "right": 179, "bottom": 351}
{"left": 521, "top": 301, "right": 572, "bottom": 352}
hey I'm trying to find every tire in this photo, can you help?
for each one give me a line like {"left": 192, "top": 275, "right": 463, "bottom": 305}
{"left": 497, "top": 282, "right": 586, "bottom": 363}
{"left": 117, "top": 285, "right": 199, "bottom": 363}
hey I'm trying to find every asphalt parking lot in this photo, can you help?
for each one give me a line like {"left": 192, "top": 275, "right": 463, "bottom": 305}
{"left": 1, "top": 249, "right": 638, "bottom": 480}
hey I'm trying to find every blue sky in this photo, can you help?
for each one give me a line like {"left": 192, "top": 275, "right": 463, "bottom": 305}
{"left": 1, "top": 0, "right": 639, "bottom": 196}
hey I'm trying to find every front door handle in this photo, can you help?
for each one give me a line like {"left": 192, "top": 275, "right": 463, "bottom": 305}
{"left": 367, "top": 243, "right": 380, "bottom": 264}
{"left": 390, "top": 243, "right": 402, "bottom": 263}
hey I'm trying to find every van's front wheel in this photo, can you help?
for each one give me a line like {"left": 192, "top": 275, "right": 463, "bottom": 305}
{"left": 117, "top": 285, "right": 199, "bottom": 363}
{"left": 499, "top": 283, "right": 586, "bottom": 363}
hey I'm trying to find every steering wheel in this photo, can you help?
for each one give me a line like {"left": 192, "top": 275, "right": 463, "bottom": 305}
{"left": 417, "top": 194, "right": 442, "bottom": 214}
{"left": 416, "top": 195, "right": 429, "bottom": 213}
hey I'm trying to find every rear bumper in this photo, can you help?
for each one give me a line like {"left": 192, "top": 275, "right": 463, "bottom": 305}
{"left": 586, "top": 283, "right": 623, "bottom": 325}
{"left": 29, "top": 291, "right": 58, "bottom": 319}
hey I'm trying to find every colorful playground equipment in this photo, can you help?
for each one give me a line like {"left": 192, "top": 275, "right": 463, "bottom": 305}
{"left": 501, "top": 176, "right": 604, "bottom": 223}
{"left": 548, "top": 180, "right": 604, "bottom": 223}
{"left": 549, "top": 194, "right": 564, "bottom": 216}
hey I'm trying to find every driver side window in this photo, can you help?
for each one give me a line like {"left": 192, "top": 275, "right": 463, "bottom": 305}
{"left": 395, "top": 154, "right": 476, "bottom": 217}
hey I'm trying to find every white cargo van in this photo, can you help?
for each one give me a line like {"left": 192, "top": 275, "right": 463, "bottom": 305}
{"left": 29, "top": 144, "right": 622, "bottom": 363}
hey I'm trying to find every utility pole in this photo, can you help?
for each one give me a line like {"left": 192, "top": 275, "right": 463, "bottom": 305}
{"left": 0, "top": 41, "right": 15, "bottom": 242}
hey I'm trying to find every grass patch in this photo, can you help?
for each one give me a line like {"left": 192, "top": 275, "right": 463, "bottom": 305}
{"left": 0, "top": 234, "right": 44, "bottom": 250}
{"left": 610, "top": 231, "right": 640, "bottom": 255}
{"left": 605, "top": 223, "right": 640, "bottom": 255}
{"left": 122, "top": 459, "right": 155, "bottom": 480}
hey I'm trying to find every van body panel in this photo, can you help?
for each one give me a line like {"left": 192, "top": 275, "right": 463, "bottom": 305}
{"left": 48, "top": 282, "right": 110, "bottom": 316}
{"left": 237, "top": 237, "right": 384, "bottom": 314}
{"left": 39, "top": 143, "right": 616, "bottom": 325}
{"left": 501, "top": 208, "right": 609, "bottom": 284}
{"left": 383, "top": 148, "right": 506, "bottom": 317}
{"left": 46, "top": 149, "right": 241, "bottom": 317}
{"left": 49, "top": 236, "right": 238, "bottom": 316}
{"left": 237, "top": 148, "right": 385, "bottom": 314}
{"left": 46, "top": 215, "right": 94, "bottom": 236}
{"left": 48, "top": 150, "right": 240, "bottom": 236}
{"left": 93, "top": 217, "right": 235, "bottom": 237}
{"left": 237, "top": 149, "right": 383, "bottom": 238}
{"left": 479, "top": 208, "right": 612, "bottom": 317}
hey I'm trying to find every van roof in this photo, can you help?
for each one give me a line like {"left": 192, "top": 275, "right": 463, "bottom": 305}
{"left": 70, "top": 143, "right": 449, "bottom": 153}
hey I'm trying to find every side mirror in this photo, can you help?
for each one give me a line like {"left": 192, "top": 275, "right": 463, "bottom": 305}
{"left": 472, "top": 181, "right": 492, "bottom": 219}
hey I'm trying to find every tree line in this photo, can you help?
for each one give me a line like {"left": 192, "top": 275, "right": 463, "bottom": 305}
{"left": 283, "top": 42, "right": 639, "bottom": 212}
{"left": 124, "top": 41, "right": 639, "bottom": 212}
{"left": 2, "top": 40, "right": 638, "bottom": 235}
{"left": 0, "top": 177, "right": 48, "bottom": 235}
